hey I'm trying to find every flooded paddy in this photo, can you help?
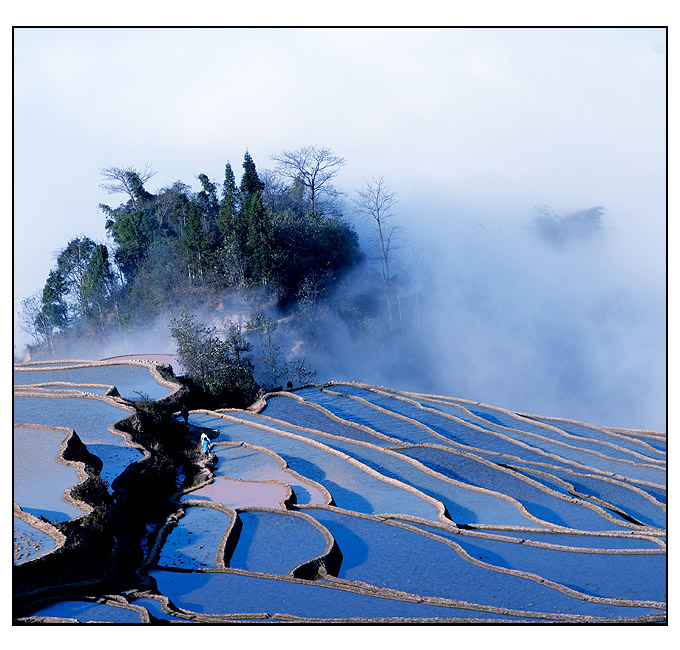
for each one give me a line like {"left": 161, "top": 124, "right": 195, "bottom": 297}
{"left": 14, "top": 361, "right": 175, "bottom": 401}
{"left": 14, "top": 517, "right": 57, "bottom": 564}
{"left": 157, "top": 505, "right": 233, "bottom": 570}
{"left": 13, "top": 427, "right": 83, "bottom": 522}
{"left": 211, "top": 444, "right": 328, "bottom": 505}
{"left": 227, "top": 510, "right": 330, "bottom": 575}
{"left": 13, "top": 368, "right": 666, "bottom": 624}
{"left": 189, "top": 412, "right": 442, "bottom": 520}
{"left": 303, "top": 507, "right": 661, "bottom": 619}
{"left": 149, "top": 569, "right": 546, "bottom": 621}
{"left": 23, "top": 599, "right": 146, "bottom": 623}
{"left": 13, "top": 395, "right": 142, "bottom": 485}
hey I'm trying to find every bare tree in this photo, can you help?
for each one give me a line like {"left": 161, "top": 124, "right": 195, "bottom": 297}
{"left": 18, "top": 292, "right": 54, "bottom": 351}
{"left": 100, "top": 165, "right": 157, "bottom": 204}
{"left": 271, "top": 145, "right": 345, "bottom": 214}
{"left": 18, "top": 293, "right": 44, "bottom": 346}
{"left": 258, "top": 168, "right": 290, "bottom": 213}
{"left": 354, "top": 176, "right": 402, "bottom": 327}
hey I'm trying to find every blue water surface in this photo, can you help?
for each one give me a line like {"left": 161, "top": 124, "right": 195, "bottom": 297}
{"left": 228, "top": 510, "right": 328, "bottom": 575}
{"left": 13, "top": 396, "right": 143, "bottom": 485}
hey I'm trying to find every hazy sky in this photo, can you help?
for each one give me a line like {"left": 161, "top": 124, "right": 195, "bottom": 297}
{"left": 11, "top": 26, "right": 668, "bottom": 428}
{"left": 13, "top": 27, "right": 665, "bottom": 300}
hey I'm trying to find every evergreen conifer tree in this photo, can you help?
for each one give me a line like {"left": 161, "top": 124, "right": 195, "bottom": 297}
{"left": 41, "top": 270, "right": 69, "bottom": 333}
{"left": 240, "top": 150, "right": 264, "bottom": 197}
{"left": 218, "top": 162, "right": 239, "bottom": 234}
{"left": 244, "top": 193, "right": 272, "bottom": 283}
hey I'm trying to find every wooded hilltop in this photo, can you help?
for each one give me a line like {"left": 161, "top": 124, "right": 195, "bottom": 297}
{"left": 18, "top": 146, "right": 430, "bottom": 405}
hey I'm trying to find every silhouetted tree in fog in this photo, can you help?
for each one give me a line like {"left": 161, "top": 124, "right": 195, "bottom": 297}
{"left": 271, "top": 145, "right": 345, "bottom": 215}
{"left": 354, "top": 176, "right": 402, "bottom": 328}
{"left": 530, "top": 205, "right": 605, "bottom": 248}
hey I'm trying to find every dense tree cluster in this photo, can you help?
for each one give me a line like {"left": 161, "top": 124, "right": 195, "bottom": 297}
{"left": 169, "top": 310, "right": 317, "bottom": 400}
{"left": 169, "top": 311, "right": 258, "bottom": 404}
{"left": 19, "top": 146, "right": 440, "bottom": 401}
{"left": 21, "top": 147, "right": 363, "bottom": 350}
{"left": 529, "top": 205, "right": 605, "bottom": 248}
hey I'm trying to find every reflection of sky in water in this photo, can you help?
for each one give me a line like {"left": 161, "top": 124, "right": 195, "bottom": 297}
{"left": 189, "top": 413, "right": 439, "bottom": 520}
{"left": 419, "top": 400, "right": 666, "bottom": 484}
{"left": 129, "top": 598, "right": 196, "bottom": 623}
{"left": 339, "top": 395, "right": 667, "bottom": 514}
{"left": 16, "top": 375, "right": 663, "bottom": 621}
{"left": 250, "top": 417, "right": 533, "bottom": 527}
{"left": 528, "top": 415, "right": 667, "bottom": 455}
{"left": 507, "top": 465, "right": 666, "bottom": 528}
{"left": 306, "top": 508, "right": 660, "bottom": 618}
{"left": 14, "top": 364, "right": 172, "bottom": 400}
{"left": 183, "top": 476, "right": 289, "bottom": 509}
{"left": 17, "top": 384, "right": 112, "bottom": 395}
{"left": 26, "top": 600, "right": 143, "bottom": 623}
{"left": 397, "top": 521, "right": 665, "bottom": 602}
{"left": 14, "top": 427, "right": 82, "bottom": 522}
{"left": 212, "top": 445, "right": 327, "bottom": 505}
{"left": 228, "top": 510, "right": 328, "bottom": 575}
{"left": 472, "top": 527, "right": 662, "bottom": 549}
{"left": 150, "top": 569, "right": 537, "bottom": 621}
{"left": 306, "top": 388, "right": 442, "bottom": 445}
{"left": 13, "top": 396, "right": 143, "bottom": 486}
{"left": 306, "top": 387, "right": 666, "bottom": 484}
{"left": 262, "top": 394, "right": 395, "bottom": 446}
{"left": 402, "top": 446, "right": 627, "bottom": 531}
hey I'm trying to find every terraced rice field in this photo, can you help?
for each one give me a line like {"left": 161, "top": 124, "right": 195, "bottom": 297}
{"left": 13, "top": 359, "right": 177, "bottom": 566}
{"left": 14, "top": 363, "right": 666, "bottom": 624}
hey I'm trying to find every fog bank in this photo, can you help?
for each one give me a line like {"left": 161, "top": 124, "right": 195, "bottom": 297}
{"left": 307, "top": 197, "right": 666, "bottom": 432}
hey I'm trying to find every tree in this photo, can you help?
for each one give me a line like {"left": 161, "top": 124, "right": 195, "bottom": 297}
{"left": 217, "top": 161, "right": 249, "bottom": 285}
{"left": 100, "top": 165, "right": 157, "bottom": 205}
{"left": 181, "top": 202, "right": 205, "bottom": 283}
{"left": 100, "top": 166, "right": 159, "bottom": 282}
{"left": 530, "top": 205, "right": 605, "bottom": 248}
{"left": 271, "top": 145, "right": 345, "bottom": 214}
{"left": 244, "top": 193, "right": 273, "bottom": 284}
{"left": 55, "top": 237, "right": 98, "bottom": 318}
{"left": 170, "top": 311, "right": 257, "bottom": 402}
{"left": 215, "top": 236, "right": 248, "bottom": 288}
{"left": 245, "top": 313, "right": 284, "bottom": 387}
{"left": 18, "top": 293, "right": 50, "bottom": 348}
{"left": 296, "top": 270, "right": 330, "bottom": 317}
{"left": 266, "top": 208, "right": 361, "bottom": 304}
{"left": 222, "top": 321, "right": 253, "bottom": 361}
{"left": 153, "top": 181, "right": 192, "bottom": 234}
{"left": 42, "top": 270, "right": 69, "bottom": 333}
{"left": 81, "top": 244, "right": 116, "bottom": 332}
{"left": 284, "top": 358, "right": 317, "bottom": 387}
{"left": 217, "top": 162, "right": 240, "bottom": 235}
{"left": 240, "top": 150, "right": 265, "bottom": 198}
{"left": 195, "top": 173, "right": 220, "bottom": 245}
{"left": 353, "top": 176, "right": 401, "bottom": 326}
{"left": 19, "top": 276, "right": 70, "bottom": 353}
{"left": 20, "top": 152, "right": 369, "bottom": 356}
